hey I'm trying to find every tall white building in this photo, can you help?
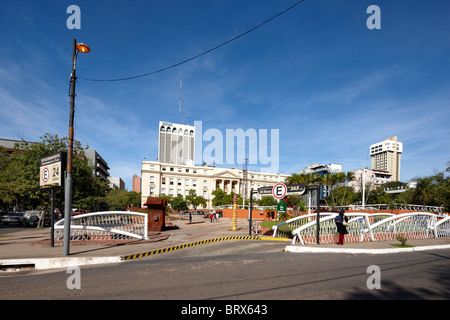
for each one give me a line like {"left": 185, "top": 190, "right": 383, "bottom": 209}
{"left": 158, "top": 121, "right": 195, "bottom": 165}
{"left": 370, "top": 136, "right": 403, "bottom": 181}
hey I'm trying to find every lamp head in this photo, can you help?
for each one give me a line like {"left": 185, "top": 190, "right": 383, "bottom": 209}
{"left": 76, "top": 43, "right": 90, "bottom": 53}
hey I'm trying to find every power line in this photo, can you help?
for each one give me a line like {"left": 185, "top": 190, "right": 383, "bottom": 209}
{"left": 78, "top": 0, "right": 306, "bottom": 82}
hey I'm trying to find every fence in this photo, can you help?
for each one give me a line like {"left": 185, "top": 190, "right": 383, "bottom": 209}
{"left": 54, "top": 211, "right": 148, "bottom": 241}
{"left": 272, "top": 212, "right": 449, "bottom": 245}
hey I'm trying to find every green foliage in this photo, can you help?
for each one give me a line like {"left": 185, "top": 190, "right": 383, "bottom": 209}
{"left": 185, "top": 189, "right": 207, "bottom": 211}
{"left": 211, "top": 188, "right": 242, "bottom": 207}
{"left": 171, "top": 195, "right": 188, "bottom": 212}
{"left": 0, "top": 134, "right": 108, "bottom": 212}
{"left": 104, "top": 189, "right": 141, "bottom": 210}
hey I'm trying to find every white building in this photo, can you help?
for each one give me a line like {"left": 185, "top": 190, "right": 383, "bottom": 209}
{"left": 300, "top": 163, "right": 343, "bottom": 175}
{"left": 141, "top": 161, "right": 288, "bottom": 209}
{"left": 158, "top": 121, "right": 195, "bottom": 165}
{"left": 349, "top": 168, "right": 392, "bottom": 192}
{"left": 370, "top": 136, "right": 403, "bottom": 181}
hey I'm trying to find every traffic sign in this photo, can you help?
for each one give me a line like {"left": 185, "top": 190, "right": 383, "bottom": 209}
{"left": 39, "top": 152, "right": 66, "bottom": 189}
{"left": 42, "top": 167, "right": 49, "bottom": 183}
{"left": 272, "top": 183, "right": 287, "bottom": 199}
{"left": 257, "top": 186, "right": 273, "bottom": 196}
{"left": 286, "top": 183, "right": 306, "bottom": 196}
{"left": 277, "top": 201, "right": 287, "bottom": 213}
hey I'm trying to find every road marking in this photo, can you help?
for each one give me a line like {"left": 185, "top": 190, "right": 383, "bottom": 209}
{"left": 121, "top": 236, "right": 289, "bottom": 260}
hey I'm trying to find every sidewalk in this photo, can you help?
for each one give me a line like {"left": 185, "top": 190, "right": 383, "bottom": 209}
{"left": 1, "top": 218, "right": 450, "bottom": 271}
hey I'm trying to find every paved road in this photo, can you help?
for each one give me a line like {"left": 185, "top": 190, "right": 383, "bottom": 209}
{"left": 1, "top": 239, "right": 449, "bottom": 302}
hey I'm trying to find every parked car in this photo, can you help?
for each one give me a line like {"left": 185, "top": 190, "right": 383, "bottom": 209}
{"left": 1, "top": 212, "right": 24, "bottom": 225}
{"left": 22, "top": 211, "right": 51, "bottom": 227}
{"left": 0, "top": 211, "right": 9, "bottom": 221}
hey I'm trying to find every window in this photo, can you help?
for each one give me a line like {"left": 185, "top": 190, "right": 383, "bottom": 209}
{"left": 177, "top": 189, "right": 182, "bottom": 195}
{"left": 170, "top": 178, "right": 174, "bottom": 185}
{"left": 203, "top": 180, "right": 207, "bottom": 187}
{"left": 150, "top": 176, "right": 155, "bottom": 183}
{"left": 203, "top": 191, "right": 207, "bottom": 198}
{"left": 161, "top": 188, "right": 166, "bottom": 195}
{"left": 161, "top": 177, "right": 166, "bottom": 184}
{"left": 150, "top": 187, "right": 154, "bottom": 195}
{"left": 169, "top": 189, "right": 174, "bottom": 195}
{"left": 193, "top": 180, "right": 197, "bottom": 187}
{"left": 178, "top": 179, "right": 182, "bottom": 186}
{"left": 185, "top": 190, "right": 189, "bottom": 196}
{"left": 185, "top": 179, "right": 190, "bottom": 186}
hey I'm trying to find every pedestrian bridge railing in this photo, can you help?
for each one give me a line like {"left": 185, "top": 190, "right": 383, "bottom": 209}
{"left": 54, "top": 211, "right": 148, "bottom": 241}
{"left": 272, "top": 212, "right": 450, "bottom": 245}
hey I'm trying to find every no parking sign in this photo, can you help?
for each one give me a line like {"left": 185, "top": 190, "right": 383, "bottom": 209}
{"left": 272, "top": 183, "right": 287, "bottom": 199}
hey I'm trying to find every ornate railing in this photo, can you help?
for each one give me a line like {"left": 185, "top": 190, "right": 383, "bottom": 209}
{"left": 54, "top": 211, "right": 148, "bottom": 241}
{"left": 272, "top": 212, "right": 449, "bottom": 245}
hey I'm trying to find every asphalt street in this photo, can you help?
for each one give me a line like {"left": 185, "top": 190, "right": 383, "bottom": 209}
{"left": 1, "top": 239, "right": 449, "bottom": 301}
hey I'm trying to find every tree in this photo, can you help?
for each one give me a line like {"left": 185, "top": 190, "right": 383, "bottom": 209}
{"left": 0, "top": 134, "right": 108, "bottom": 213}
{"left": 211, "top": 188, "right": 242, "bottom": 207}
{"left": 171, "top": 195, "right": 188, "bottom": 212}
{"left": 186, "top": 189, "right": 207, "bottom": 211}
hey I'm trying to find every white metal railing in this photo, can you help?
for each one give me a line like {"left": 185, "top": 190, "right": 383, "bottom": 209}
{"left": 369, "top": 212, "right": 437, "bottom": 241}
{"left": 54, "top": 211, "right": 148, "bottom": 241}
{"left": 272, "top": 211, "right": 449, "bottom": 245}
{"left": 435, "top": 216, "right": 450, "bottom": 238}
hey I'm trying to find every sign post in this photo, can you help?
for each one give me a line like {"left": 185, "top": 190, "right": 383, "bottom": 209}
{"left": 232, "top": 194, "right": 237, "bottom": 231}
{"left": 40, "top": 152, "right": 66, "bottom": 247}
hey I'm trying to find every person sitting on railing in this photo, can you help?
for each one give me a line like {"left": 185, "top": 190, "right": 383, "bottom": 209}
{"left": 335, "top": 209, "right": 349, "bottom": 245}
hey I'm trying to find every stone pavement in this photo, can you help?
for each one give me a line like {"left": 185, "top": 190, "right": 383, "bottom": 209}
{"left": 1, "top": 217, "right": 449, "bottom": 271}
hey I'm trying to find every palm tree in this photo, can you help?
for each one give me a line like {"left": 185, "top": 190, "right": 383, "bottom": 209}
{"left": 341, "top": 171, "right": 355, "bottom": 206}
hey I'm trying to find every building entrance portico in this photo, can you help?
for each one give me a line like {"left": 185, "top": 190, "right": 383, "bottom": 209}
{"left": 213, "top": 170, "right": 241, "bottom": 194}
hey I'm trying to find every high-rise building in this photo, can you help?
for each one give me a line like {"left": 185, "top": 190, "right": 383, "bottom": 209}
{"left": 158, "top": 121, "right": 195, "bottom": 165}
{"left": 370, "top": 136, "right": 403, "bottom": 181}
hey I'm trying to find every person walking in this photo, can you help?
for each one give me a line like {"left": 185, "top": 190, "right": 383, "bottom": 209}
{"left": 335, "top": 209, "right": 349, "bottom": 245}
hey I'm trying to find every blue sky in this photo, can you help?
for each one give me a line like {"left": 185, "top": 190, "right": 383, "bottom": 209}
{"left": 0, "top": 0, "right": 449, "bottom": 190}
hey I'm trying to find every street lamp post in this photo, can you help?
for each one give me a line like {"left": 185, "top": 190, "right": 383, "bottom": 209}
{"left": 63, "top": 39, "right": 90, "bottom": 256}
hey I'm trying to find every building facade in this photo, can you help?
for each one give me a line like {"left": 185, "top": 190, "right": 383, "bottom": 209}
{"left": 84, "top": 149, "right": 110, "bottom": 182}
{"left": 349, "top": 168, "right": 392, "bottom": 192}
{"left": 370, "top": 136, "right": 403, "bottom": 181}
{"left": 108, "top": 176, "right": 125, "bottom": 190}
{"left": 299, "top": 163, "right": 343, "bottom": 175}
{"left": 158, "top": 121, "right": 195, "bottom": 165}
{"left": 132, "top": 174, "right": 142, "bottom": 193}
{"left": 141, "top": 161, "right": 288, "bottom": 209}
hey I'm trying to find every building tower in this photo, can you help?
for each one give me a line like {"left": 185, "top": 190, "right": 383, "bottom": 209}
{"left": 158, "top": 121, "right": 195, "bottom": 165}
{"left": 370, "top": 136, "right": 403, "bottom": 181}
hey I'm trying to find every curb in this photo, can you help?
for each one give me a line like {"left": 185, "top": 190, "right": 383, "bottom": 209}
{"left": 285, "top": 244, "right": 450, "bottom": 255}
{"left": 0, "top": 256, "right": 122, "bottom": 272}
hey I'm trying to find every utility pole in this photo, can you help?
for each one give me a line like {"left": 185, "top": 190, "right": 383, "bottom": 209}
{"left": 63, "top": 39, "right": 90, "bottom": 256}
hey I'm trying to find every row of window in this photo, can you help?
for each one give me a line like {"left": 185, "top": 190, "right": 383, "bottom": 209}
{"left": 148, "top": 164, "right": 278, "bottom": 181}
{"left": 150, "top": 187, "right": 208, "bottom": 198}
{"left": 150, "top": 176, "right": 208, "bottom": 188}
